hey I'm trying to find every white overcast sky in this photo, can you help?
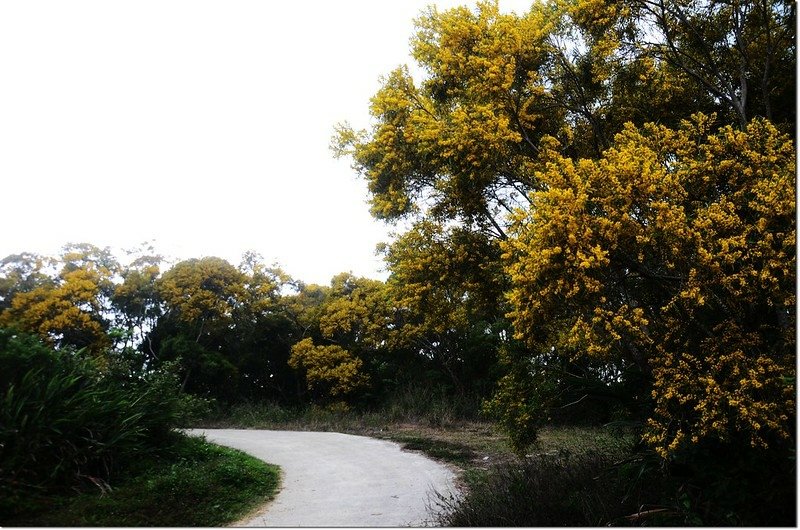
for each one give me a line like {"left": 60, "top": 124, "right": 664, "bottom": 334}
{"left": 0, "top": 0, "right": 531, "bottom": 285}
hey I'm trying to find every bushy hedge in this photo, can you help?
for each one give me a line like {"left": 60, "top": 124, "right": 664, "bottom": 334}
{"left": 438, "top": 439, "right": 796, "bottom": 526}
{"left": 0, "top": 328, "right": 204, "bottom": 516}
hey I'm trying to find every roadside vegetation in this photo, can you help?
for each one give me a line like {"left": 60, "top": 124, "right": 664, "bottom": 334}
{"left": 0, "top": 330, "right": 279, "bottom": 527}
{"left": 195, "top": 397, "right": 787, "bottom": 526}
{"left": 5, "top": 435, "right": 280, "bottom": 527}
{"left": 0, "top": 0, "right": 795, "bottom": 526}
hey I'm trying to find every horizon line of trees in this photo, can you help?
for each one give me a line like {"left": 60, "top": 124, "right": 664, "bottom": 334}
{"left": 0, "top": 242, "right": 504, "bottom": 410}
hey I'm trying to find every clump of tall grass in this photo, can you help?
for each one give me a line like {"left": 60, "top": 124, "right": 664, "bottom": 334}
{"left": 0, "top": 329, "right": 203, "bottom": 518}
{"left": 436, "top": 449, "right": 664, "bottom": 526}
{"left": 196, "top": 382, "right": 484, "bottom": 431}
{"left": 378, "top": 383, "right": 482, "bottom": 426}
{"left": 437, "top": 423, "right": 796, "bottom": 526}
{"left": 6, "top": 435, "right": 280, "bottom": 527}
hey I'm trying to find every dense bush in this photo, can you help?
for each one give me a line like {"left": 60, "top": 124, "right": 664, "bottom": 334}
{"left": 0, "top": 328, "right": 201, "bottom": 517}
{"left": 6, "top": 435, "right": 280, "bottom": 527}
{"left": 437, "top": 450, "right": 651, "bottom": 526}
{"left": 438, "top": 436, "right": 796, "bottom": 526}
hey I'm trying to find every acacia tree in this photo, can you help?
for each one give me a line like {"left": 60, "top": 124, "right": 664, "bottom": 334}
{"left": 0, "top": 253, "right": 54, "bottom": 313}
{"left": 335, "top": 0, "right": 795, "bottom": 485}
{"left": 333, "top": 0, "right": 743, "bottom": 240}
{"left": 284, "top": 274, "right": 390, "bottom": 406}
{"left": 503, "top": 116, "right": 795, "bottom": 456}
{"left": 381, "top": 221, "right": 508, "bottom": 396}
{"left": 331, "top": 0, "right": 749, "bottom": 412}
{"left": 288, "top": 338, "right": 370, "bottom": 406}
{"left": 151, "top": 257, "right": 245, "bottom": 395}
{"left": 0, "top": 244, "right": 119, "bottom": 355}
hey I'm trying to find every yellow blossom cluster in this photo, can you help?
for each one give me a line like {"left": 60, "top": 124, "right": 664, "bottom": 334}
{"left": 288, "top": 338, "right": 370, "bottom": 399}
{"left": 505, "top": 115, "right": 795, "bottom": 456}
{"left": 0, "top": 258, "right": 113, "bottom": 354}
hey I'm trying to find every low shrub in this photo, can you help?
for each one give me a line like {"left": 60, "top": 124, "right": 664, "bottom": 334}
{"left": 436, "top": 449, "right": 663, "bottom": 526}
{"left": 0, "top": 329, "right": 197, "bottom": 518}
{"left": 5, "top": 434, "right": 280, "bottom": 526}
{"left": 437, "top": 427, "right": 796, "bottom": 527}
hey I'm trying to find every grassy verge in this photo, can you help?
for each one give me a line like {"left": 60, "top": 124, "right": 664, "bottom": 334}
{"left": 196, "top": 400, "right": 644, "bottom": 525}
{"left": 5, "top": 434, "right": 280, "bottom": 527}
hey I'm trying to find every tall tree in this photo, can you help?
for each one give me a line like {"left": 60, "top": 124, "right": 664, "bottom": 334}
{"left": 0, "top": 253, "right": 54, "bottom": 312}
{"left": 503, "top": 116, "right": 795, "bottom": 455}
{"left": 152, "top": 257, "right": 245, "bottom": 395}
{"left": 0, "top": 244, "right": 118, "bottom": 354}
{"left": 230, "top": 252, "right": 298, "bottom": 401}
{"left": 113, "top": 249, "right": 164, "bottom": 349}
{"left": 382, "top": 221, "right": 507, "bottom": 395}
{"left": 284, "top": 273, "right": 390, "bottom": 405}
{"left": 333, "top": 0, "right": 742, "bottom": 241}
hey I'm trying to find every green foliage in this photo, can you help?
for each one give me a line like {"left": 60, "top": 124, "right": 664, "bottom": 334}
{"left": 146, "top": 254, "right": 298, "bottom": 403}
{"left": 381, "top": 221, "right": 507, "bottom": 396}
{"left": 0, "top": 243, "right": 119, "bottom": 354}
{"left": 482, "top": 356, "right": 555, "bottom": 454}
{"left": 600, "top": 0, "right": 796, "bottom": 127}
{"left": 288, "top": 338, "right": 369, "bottom": 405}
{"left": 6, "top": 434, "right": 280, "bottom": 527}
{"left": 0, "top": 329, "right": 193, "bottom": 518}
{"left": 113, "top": 251, "right": 164, "bottom": 348}
{"left": 504, "top": 116, "right": 795, "bottom": 457}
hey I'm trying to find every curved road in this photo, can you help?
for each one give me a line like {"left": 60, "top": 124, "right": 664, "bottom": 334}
{"left": 188, "top": 429, "right": 458, "bottom": 527}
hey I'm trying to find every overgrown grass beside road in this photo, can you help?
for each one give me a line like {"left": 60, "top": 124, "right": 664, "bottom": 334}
{"left": 5, "top": 434, "right": 280, "bottom": 527}
{"left": 199, "top": 383, "right": 483, "bottom": 431}
{"left": 193, "top": 398, "right": 665, "bottom": 526}
{"left": 0, "top": 330, "right": 279, "bottom": 527}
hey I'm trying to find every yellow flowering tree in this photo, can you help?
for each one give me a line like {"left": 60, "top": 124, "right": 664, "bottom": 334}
{"left": 153, "top": 257, "right": 246, "bottom": 394}
{"left": 318, "top": 273, "right": 393, "bottom": 351}
{"left": 381, "top": 220, "right": 508, "bottom": 395}
{"left": 0, "top": 253, "right": 54, "bottom": 313}
{"left": 288, "top": 338, "right": 369, "bottom": 405}
{"left": 333, "top": 0, "right": 735, "bottom": 236}
{"left": 0, "top": 244, "right": 118, "bottom": 355}
{"left": 503, "top": 115, "right": 795, "bottom": 456}
{"left": 283, "top": 274, "right": 386, "bottom": 405}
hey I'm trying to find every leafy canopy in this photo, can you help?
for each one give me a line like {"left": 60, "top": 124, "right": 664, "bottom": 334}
{"left": 504, "top": 115, "right": 795, "bottom": 456}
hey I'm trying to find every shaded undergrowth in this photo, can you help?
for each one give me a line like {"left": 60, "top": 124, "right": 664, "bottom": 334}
{"left": 5, "top": 434, "right": 280, "bottom": 527}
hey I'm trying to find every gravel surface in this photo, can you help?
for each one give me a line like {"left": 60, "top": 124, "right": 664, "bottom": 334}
{"left": 188, "top": 429, "right": 459, "bottom": 527}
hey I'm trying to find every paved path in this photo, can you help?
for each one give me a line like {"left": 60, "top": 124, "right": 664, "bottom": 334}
{"left": 188, "top": 429, "right": 458, "bottom": 527}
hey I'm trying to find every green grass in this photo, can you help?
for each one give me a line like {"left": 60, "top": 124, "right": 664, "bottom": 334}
{"left": 195, "top": 400, "right": 644, "bottom": 524}
{"left": 389, "top": 434, "right": 478, "bottom": 465}
{"left": 5, "top": 434, "right": 280, "bottom": 527}
{"left": 198, "top": 384, "right": 484, "bottom": 432}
